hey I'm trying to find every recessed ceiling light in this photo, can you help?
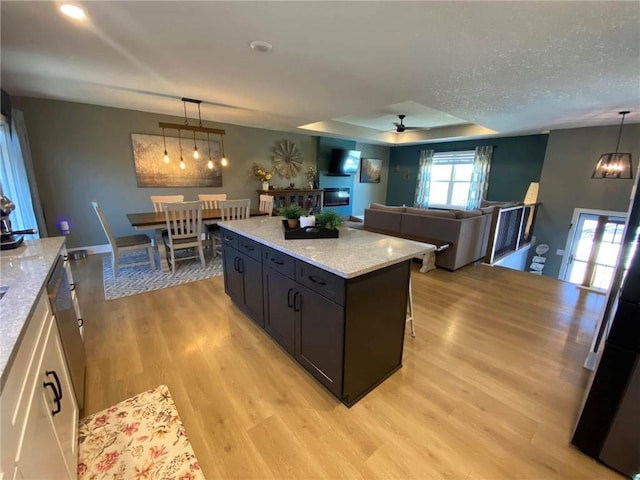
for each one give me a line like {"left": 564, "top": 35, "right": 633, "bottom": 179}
{"left": 60, "top": 4, "right": 86, "bottom": 20}
{"left": 250, "top": 40, "right": 273, "bottom": 53}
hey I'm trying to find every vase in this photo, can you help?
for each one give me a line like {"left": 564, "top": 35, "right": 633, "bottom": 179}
{"left": 299, "top": 215, "right": 316, "bottom": 228}
{"left": 262, "top": 181, "right": 269, "bottom": 191}
{"left": 287, "top": 218, "right": 299, "bottom": 229}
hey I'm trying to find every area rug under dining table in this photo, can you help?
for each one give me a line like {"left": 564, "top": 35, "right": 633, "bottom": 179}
{"left": 102, "top": 250, "right": 223, "bottom": 301}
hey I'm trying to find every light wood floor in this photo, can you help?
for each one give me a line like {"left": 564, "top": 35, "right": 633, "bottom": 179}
{"left": 72, "top": 255, "right": 621, "bottom": 479}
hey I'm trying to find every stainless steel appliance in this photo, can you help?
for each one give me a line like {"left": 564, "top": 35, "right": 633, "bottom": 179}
{"left": 46, "top": 255, "right": 86, "bottom": 410}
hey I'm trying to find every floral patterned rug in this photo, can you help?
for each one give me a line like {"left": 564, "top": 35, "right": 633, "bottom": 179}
{"left": 78, "top": 385, "right": 205, "bottom": 479}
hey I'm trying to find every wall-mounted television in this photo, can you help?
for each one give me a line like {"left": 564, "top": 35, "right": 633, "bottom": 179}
{"left": 328, "top": 149, "right": 360, "bottom": 175}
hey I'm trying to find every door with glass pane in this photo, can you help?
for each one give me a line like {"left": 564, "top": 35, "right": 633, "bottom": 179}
{"left": 561, "top": 209, "right": 626, "bottom": 290}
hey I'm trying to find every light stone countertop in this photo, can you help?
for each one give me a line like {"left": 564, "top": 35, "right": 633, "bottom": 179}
{"left": 218, "top": 216, "right": 435, "bottom": 279}
{"left": 0, "top": 237, "right": 66, "bottom": 389}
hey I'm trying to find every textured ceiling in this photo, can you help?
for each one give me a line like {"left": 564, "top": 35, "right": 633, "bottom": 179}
{"left": 1, "top": 1, "right": 639, "bottom": 145}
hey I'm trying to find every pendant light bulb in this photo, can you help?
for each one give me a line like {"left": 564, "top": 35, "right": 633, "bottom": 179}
{"left": 162, "top": 128, "right": 169, "bottom": 164}
{"left": 219, "top": 133, "right": 228, "bottom": 166}
{"left": 207, "top": 160, "right": 214, "bottom": 169}
{"left": 180, "top": 159, "right": 186, "bottom": 170}
{"left": 192, "top": 131, "right": 199, "bottom": 159}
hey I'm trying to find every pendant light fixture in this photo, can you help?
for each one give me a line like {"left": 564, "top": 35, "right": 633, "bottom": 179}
{"left": 220, "top": 133, "right": 228, "bottom": 167}
{"left": 206, "top": 132, "right": 214, "bottom": 170}
{"left": 162, "top": 128, "right": 169, "bottom": 164}
{"left": 159, "top": 97, "right": 228, "bottom": 168}
{"left": 592, "top": 111, "right": 633, "bottom": 179}
{"left": 178, "top": 129, "right": 185, "bottom": 170}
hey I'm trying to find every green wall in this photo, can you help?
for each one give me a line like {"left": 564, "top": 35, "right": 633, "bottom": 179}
{"left": 14, "top": 97, "right": 317, "bottom": 249}
{"left": 386, "top": 134, "right": 548, "bottom": 206}
{"left": 533, "top": 124, "right": 640, "bottom": 278}
{"left": 12, "top": 97, "right": 389, "bottom": 249}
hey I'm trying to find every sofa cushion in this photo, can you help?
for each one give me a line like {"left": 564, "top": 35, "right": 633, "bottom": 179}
{"left": 405, "top": 207, "right": 456, "bottom": 218}
{"left": 454, "top": 209, "right": 483, "bottom": 219}
{"left": 370, "top": 203, "right": 406, "bottom": 213}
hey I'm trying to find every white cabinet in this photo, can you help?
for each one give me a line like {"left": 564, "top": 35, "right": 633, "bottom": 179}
{"left": 1, "top": 292, "right": 78, "bottom": 480}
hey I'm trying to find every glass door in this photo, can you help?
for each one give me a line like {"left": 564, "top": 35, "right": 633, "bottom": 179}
{"left": 561, "top": 209, "right": 626, "bottom": 290}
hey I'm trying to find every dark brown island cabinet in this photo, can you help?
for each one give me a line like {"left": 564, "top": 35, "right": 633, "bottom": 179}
{"left": 220, "top": 225, "right": 421, "bottom": 407}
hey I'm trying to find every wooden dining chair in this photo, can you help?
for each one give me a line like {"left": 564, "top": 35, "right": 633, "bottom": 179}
{"left": 150, "top": 195, "right": 184, "bottom": 212}
{"left": 197, "top": 193, "right": 227, "bottom": 209}
{"left": 198, "top": 194, "right": 227, "bottom": 256}
{"left": 212, "top": 199, "right": 251, "bottom": 257}
{"left": 91, "top": 201, "right": 155, "bottom": 276}
{"left": 220, "top": 199, "right": 251, "bottom": 221}
{"left": 259, "top": 194, "right": 275, "bottom": 216}
{"left": 162, "top": 201, "right": 206, "bottom": 274}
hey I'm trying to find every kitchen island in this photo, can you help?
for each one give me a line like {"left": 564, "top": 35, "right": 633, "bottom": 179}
{"left": 217, "top": 216, "right": 434, "bottom": 406}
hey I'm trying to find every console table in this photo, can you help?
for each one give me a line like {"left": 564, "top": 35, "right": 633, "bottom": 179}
{"left": 257, "top": 188, "right": 324, "bottom": 214}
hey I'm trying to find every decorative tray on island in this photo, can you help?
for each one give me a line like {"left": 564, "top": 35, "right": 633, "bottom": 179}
{"left": 282, "top": 220, "right": 339, "bottom": 240}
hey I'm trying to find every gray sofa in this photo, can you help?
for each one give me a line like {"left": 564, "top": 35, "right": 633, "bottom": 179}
{"left": 363, "top": 203, "right": 495, "bottom": 271}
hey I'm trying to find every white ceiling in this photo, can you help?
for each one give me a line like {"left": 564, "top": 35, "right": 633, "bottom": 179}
{"left": 1, "top": 1, "right": 639, "bottom": 146}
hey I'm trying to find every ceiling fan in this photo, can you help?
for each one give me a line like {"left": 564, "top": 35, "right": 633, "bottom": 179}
{"left": 393, "top": 114, "right": 423, "bottom": 133}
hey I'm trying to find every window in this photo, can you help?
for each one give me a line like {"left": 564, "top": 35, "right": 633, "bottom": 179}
{"left": 428, "top": 150, "right": 475, "bottom": 208}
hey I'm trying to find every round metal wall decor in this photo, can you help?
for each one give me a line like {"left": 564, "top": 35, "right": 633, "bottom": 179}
{"left": 272, "top": 140, "right": 303, "bottom": 179}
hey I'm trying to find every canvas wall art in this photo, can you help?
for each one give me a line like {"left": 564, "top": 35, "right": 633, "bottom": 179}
{"left": 360, "top": 158, "right": 382, "bottom": 183}
{"left": 131, "top": 133, "right": 223, "bottom": 187}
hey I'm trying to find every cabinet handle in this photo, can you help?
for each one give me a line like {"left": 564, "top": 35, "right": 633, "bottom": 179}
{"left": 287, "top": 288, "right": 294, "bottom": 308}
{"left": 308, "top": 275, "right": 327, "bottom": 286}
{"left": 233, "top": 257, "right": 239, "bottom": 272}
{"left": 293, "top": 291, "right": 301, "bottom": 312}
{"left": 243, "top": 244, "right": 255, "bottom": 251}
{"left": 78, "top": 318, "right": 84, "bottom": 327}
{"left": 270, "top": 257, "right": 284, "bottom": 265}
{"left": 43, "top": 382, "right": 61, "bottom": 416}
{"left": 69, "top": 283, "right": 76, "bottom": 291}
{"left": 44, "top": 370, "right": 62, "bottom": 416}
{"left": 47, "top": 370, "right": 63, "bottom": 401}
{"left": 237, "top": 258, "right": 244, "bottom": 274}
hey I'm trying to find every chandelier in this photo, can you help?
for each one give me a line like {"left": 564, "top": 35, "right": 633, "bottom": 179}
{"left": 159, "top": 97, "right": 228, "bottom": 170}
{"left": 592, "top": 111, "right": 633, "bottom": 179}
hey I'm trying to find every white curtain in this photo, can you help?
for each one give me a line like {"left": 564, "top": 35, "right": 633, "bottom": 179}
{"left": 414, "top": 149, "right": 434, "bottom": 208}
{"left": 0, "top": 111, "right": 43, "bottom": 236}
{"left": 466, "top": 145, "right": 493, "bottom": 209}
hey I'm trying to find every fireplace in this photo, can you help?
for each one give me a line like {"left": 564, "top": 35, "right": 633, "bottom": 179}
{"left": 323, "top": 187, "right": 350, "bottom": 207}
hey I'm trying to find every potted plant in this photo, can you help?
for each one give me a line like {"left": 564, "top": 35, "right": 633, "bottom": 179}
{"left": 279, "top": 204, "right": 305, "bottom": 228}
{"left": 315, "top": 210, "right": 344, "bottom": 230}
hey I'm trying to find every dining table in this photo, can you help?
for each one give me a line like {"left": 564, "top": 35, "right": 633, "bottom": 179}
{"left": 127, "top": 208, "right": 268, "bottom": 272}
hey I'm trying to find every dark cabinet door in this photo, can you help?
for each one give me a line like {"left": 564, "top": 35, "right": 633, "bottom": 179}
{"left": 239, "top": 252, "right": 264, "bottom": 327}
{"left": 222, "top": 246, "right": 243, "bottom": 306}
{"left": 295, "top": 284, "right": 344, "bottom": 397}
{"left": 263, "top": 267, "right": 296, "bottom": 355}
{"left": 223, "top": 246, "right": 264, "bottom": 327}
